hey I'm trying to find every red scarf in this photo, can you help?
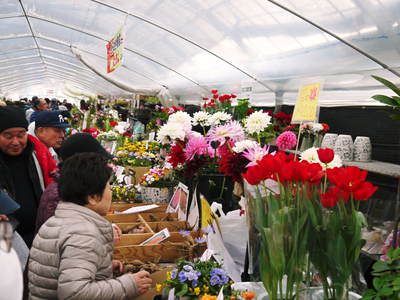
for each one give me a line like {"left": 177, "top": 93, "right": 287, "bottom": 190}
{"left": 28, "top": 135, "right": 58, "bottom": 188}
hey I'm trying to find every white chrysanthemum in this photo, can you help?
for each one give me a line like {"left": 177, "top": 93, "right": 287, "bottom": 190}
{"left": 244, "top": 110, "right": 272, "bottom": 134}
{"left": 311, "top": 123, "right": 324, "bottom": 133}
{"left": 300, "top": 147, "right": 343, "bottom": 169}
{"left": 209, "top": 112, "right": 232, "bottom": 126}
{"left": 326, "top": 154, "right": 343, "bottom": 169}
{"left": 168, "top": 111, "right": 192, "bottom": 126}
{"left": 232, "top": 139, "right": 258, "bottom": 153}
{"left": 156, "top": 122, "right": 186, "bottom": 144}
{"left": 300, "top": 147, "right": 320, "bottom": 163}
{"left": 192, "top": 111, "right": 211, "bottom": 127}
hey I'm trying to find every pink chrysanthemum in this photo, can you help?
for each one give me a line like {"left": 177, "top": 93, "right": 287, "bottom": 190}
{"left": 243, "top": 144, "right": 270, "bottom": 167}
{"left": 276, "top": 131, "right": 297, "bottom": 150}
{"left": 184, "top": 136, "right": 214, "bottom": 161}
{"left": 207, "top": 120, "right": 245, "bottom": 145}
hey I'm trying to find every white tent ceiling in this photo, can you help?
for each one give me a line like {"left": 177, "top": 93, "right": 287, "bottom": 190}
{"left": 0, "top": 0, "right": 399, "bottom": 106}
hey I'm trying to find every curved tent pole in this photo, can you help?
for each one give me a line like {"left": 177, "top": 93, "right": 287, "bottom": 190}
{"left": 72, "top": 47, "right": 177, "bottom": 102}
{"left": 26, "top": 14, "right": 208, "bottom": 93}
{"left": 90, "top": 0, "right": 275, "bottom": 93}
{"left": 18, "top": 0, "right": 47, "bottom": 73}
{"left": 266, "top": 0, "right": 400, "bottom": 78}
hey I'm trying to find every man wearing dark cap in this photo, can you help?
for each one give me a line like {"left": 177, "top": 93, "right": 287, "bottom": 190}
{"left": 35, "top": 133, "right": 113, "bottom": 232}
{"left": 30, "top": 111, "right": 70, "bottom": 163}
{"left": 0, "top": 106, "right": 57, "bottom": 247}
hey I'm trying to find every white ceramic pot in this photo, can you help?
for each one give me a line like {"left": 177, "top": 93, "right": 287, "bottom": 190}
{"left": 321, "top": 133, "right": 338, "bottom": 149}
{"left": 334, "top": 135, "right": 353, "bottom": 161}
{"left": 353, "top": 136, "right": 372, "bottom": 162}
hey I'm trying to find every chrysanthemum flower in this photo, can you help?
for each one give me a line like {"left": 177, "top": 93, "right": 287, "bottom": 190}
{"left": 276, "top": 131, "right": 297, "bottom": 150}
{"left": 242, "top": 144, "right": 269, "bottom": 167}
{"left": 207, "top": 121, "right": 244, "bottom": 145}
{"left": 244, "top": 110, "right": 272, "bottom": 134}
{"left": 184, "top": 136, "right": 213, "bottom": 161}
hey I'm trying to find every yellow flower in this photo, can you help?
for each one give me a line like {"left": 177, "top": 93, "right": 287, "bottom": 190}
{"left": 200, "top": 294, "right": 217, "bottom": 300}
{"left": 194, "top": 287, "right": 201, "bottom": 296}
{"left": 203, "top": 285, "right": 209, "bottom": 293}
{"left": 166, "top": 271, "right": 172, "bottom": 280}
{"left": 156, "top": 284, "right": 162, "bottom": 292}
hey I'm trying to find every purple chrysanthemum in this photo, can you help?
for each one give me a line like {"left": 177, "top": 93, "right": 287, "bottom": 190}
{"left": 207, "top": 120, "right": 245, "bottom": 145}
{"left": 242, "top": 144, "right": 269, "bottom": 167}
{"left": 184, "top": 136, "right": 214, "bottom": 161}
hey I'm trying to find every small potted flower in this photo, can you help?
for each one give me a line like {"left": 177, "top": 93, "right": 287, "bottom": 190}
{"left": 137, "top": 163, "right": 176, "bottom": 203}
{"left": 159, "top": 260, "right": 254, "bottom": 299}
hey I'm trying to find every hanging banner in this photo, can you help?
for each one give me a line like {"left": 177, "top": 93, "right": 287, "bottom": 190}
{"left": 291, "top": 83, "right": 321, "bottom": 123}
{"left": 106, "top": 28, "right": 124, "bottom": 73}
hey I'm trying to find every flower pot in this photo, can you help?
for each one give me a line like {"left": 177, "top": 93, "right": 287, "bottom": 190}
{"left": 299, "top": 136, "right": 314, "bottom": 151}
{"left": 140, "top": 187, "right": 173, "bottom": 203}
{"left": 197, "top": 173, "right": 236, "bottom": 213}
{"left": 333, "top": 134, "right": 354, "bottom": 161}
{"left": 353, "top": 136, "right": 372, "bottom": 162}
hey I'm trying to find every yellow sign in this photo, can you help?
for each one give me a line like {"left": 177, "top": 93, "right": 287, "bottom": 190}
{"left": 291, "top": 83, "right": 321, "bottom": 123}
{"left": 200, "top": 195, "right": 219, "bottom": 230}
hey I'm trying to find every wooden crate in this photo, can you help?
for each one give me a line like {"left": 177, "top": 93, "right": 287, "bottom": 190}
{"left": 117, "top": 221, "right": 190, "bottom": 234}
{"left": 105, "top": 212, "right": 177, "bottom": 223}
{"left": 114, "top": 240, "right": 207, "bottom": 263}
{"left": 110, "top": 202, "right": 168, "bottom": 212}
{"left": 117, "top": 231, "right": 200, "bottom": 247}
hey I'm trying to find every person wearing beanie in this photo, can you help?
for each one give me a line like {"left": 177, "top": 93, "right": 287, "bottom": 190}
{"left": 35, "top": 133, "right": 113, "bottom": 232}
{"left": 0, "top": 106, "right": 57, "bottom": 248}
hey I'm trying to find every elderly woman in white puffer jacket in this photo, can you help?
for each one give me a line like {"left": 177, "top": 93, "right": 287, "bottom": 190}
{"left": 28, "top": 153, "right": 152, "bottom": 300}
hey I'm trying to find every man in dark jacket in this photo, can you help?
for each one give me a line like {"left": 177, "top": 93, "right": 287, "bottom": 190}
{"left": 0, "top": 106, "right": 57, "bottom": 247}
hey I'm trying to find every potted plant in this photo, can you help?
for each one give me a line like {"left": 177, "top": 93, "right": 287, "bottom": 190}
{"left": 159, "top": 259, "right": 255, "bottom": 299}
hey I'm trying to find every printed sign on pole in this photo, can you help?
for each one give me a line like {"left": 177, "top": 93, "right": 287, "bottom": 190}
{"left": 106, "top": 28, "right": 124, "bottom": 73}
{"left": 291, "top": 83, "right": 321, "bottom": 123}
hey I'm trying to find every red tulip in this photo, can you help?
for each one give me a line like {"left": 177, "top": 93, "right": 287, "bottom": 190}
{"left": 296, "top": 161, "right": 324, "bottom": 184}
{"left": 213, "top": 94, "right": 219, "bottom": 99}
{"left": 109, "top": 121, "right": 118, "bottom": 127}
{"left": 320, "top": 186, "right": 340, "bottom": 208}
{"left": 327, "top": 166, "right": 367, "bottom": 192}
{"left": 353, "top": 181, "right": 378, "bottom": 200}
{"left": 202, "top": 97, "right": 209, "bottom": 101}
{"left": 211, "top": 90, "right": 218, "bottom": 94}
{"left": 317, "top": 148, "right": 334, "bottom": 164}
{"left": 243, "top": 164, "right": 266, "bottom": 185}
{"left": 231, "top": 94, "right": 237, "bottom": 98}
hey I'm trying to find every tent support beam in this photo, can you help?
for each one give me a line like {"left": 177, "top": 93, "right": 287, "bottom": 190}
{"left": 33, "top": 35, "right": 165, "bottom": 87}
{"left": 266, "top": 0, "right": 400, "bottom": 78}
{"left": 90, "top": 0, "right": 275, "bottom": 93}
{"left": 18, "top": 0, "right": 48, "bottom": 73}
{"left": 26, "top": 14, "right": 208, "bottom": 91}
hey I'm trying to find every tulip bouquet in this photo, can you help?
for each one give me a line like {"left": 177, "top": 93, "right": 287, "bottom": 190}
{"left": 243, "top": 148, "right": 377, "bottom": 300}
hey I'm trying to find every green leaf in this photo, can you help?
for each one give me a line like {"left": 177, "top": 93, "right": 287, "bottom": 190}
{"left": 372, "top": 261, "right": 389, "bottom": 273}
{"left": 392, "top": 96, "right": 400, "bottom": 105}
{"left": 176, "top": 283, "right": 188, "bottom": 296}
{"left": 377, "top": 287, "right": 393, "bottom": 296}
{"left": 372, "top": 75, "right": 400, "bottom": 96}
{"left": 371, "top": 95, "right": 399, "bottom": 107}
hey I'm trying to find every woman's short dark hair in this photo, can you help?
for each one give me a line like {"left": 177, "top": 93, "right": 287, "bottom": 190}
{"left": 57, "top": 153, "right": 112, "bottom": 206}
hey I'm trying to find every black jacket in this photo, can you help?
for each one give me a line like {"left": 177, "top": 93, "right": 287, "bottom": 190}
{"left": 0, "top": 141, "right": 43, "bottom": 201}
